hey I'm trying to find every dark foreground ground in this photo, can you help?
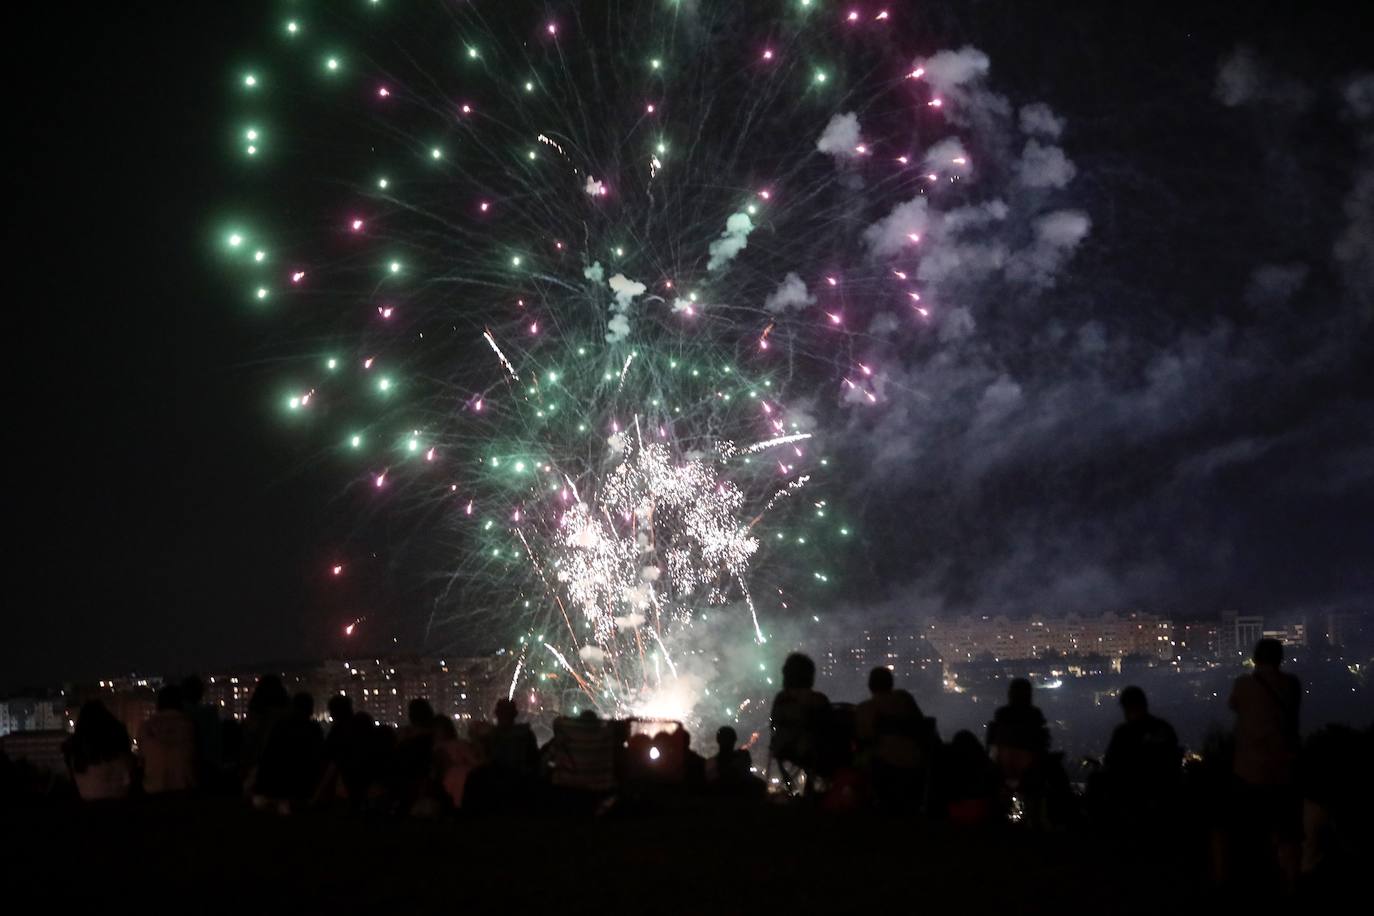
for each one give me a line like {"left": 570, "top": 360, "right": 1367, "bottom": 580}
{"left": 1, "top": 797, "right": 1230, "bottom": 915}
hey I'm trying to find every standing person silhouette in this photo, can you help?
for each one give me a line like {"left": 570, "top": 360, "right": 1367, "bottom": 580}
{"left": 1229, "top": 638, "right": 1302, "bottom": 893}
{"left": 1102, "top": 686, "right": 1181, "bottom": 826}
{"left": 769, "top": 653, "right": 831, "bottom": 794}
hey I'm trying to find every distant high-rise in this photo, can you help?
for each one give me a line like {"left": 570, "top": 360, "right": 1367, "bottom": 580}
{"left": 1263, "top": 622, "right": 1308, "bottom": 649}
{"left": 199, "top": 655, "right": 501, "bottom": 726}
{"left": 1323, "top": 611, "right": 1368, "bottom": 651}
{"left": 923, "top": 611, "right": 1174, "bottom": 664}
{"left": 1174, "top": 620, "right": 1220, "bottom": 662}
{"left": 1219, "top": 611, "right": 1264, "bottom": 661}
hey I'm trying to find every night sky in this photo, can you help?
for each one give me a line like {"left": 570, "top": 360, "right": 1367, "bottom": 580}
{"left": 7, "top": 1, "right": 1371, "bottom": 691}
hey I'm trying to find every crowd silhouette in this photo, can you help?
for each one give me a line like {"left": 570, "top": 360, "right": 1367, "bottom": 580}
{"left": 5, "top": 637, "right": 1366, "bottom": 900}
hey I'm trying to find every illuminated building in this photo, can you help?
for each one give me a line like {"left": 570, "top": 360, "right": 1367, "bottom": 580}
{"left": 1218, "top": 611, "right": 1265, "bottom": 661}
{"left": 818, "top": 631, "right": 942, "bottom": 695}
{"left": 0, "top": 695, "right": 68, "bottom": 736}
{"left": 923, "top": 612, "right": 1175, "bottom": 666}
{"left": 1173, "top": 620, "right": 1220, "bottom": 664}
{"left": 1263, "top": 622, "right": 1307, "bottom": 649}
{"left": 200, "top": 655, "right": 502, "bottom": 727}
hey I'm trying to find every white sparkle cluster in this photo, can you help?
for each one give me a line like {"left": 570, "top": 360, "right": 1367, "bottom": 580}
{"left": 554, "top": 441, "right": 757, "bottom": 657}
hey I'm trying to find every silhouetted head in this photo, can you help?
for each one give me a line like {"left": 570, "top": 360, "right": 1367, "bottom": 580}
{"left": 1008, "top": 678, "right": 1033, "bottom": 707}
{"left": 868, "top": 666, "right": 894, "bottom": 695}
{"left": 781, "top": 653, "right": 817, "bottom": 690}
{"left": 71, "top": 700, "right": 129, "bottom": 764}
{"left": 248, "top": 675, "right": 289, "bottom": 716}
{"left": 408, "top": 698, "right": 435, "bottom": 727}
{"left": 950, "top": 729, "right": 984, "bottom": 759}
{"left": 157, "top": 684, "right": 183, "bottom": 712}
{"left": 292, "top": 692, "right": 314, "bottom": 719}
{"left": 577, "top": 708, "right": 599, "bottom": 722}
{"left": 1119, "top": 685, "right": 1148, "bottom": 721}
{"left": 493, "top": 698, "right": 518, "bottom": 727}
{"left": 74, "top": 700, "right": 125, "bottom": 745}
{"left": 180, "top": 675, "right": 204, "bottom": 705}
{"left": 716, "top": 725, "right": 738, "bottom": 754}
{"left": 327, "top": 694, "right": 353, "bottom": 723}
{"left": 1254, "top": 638, "right": 1284, "bottom": 668}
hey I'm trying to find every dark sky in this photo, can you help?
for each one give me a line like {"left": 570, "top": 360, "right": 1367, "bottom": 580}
{"left": 10, "top": 2, "right": 328, "bottom": 689}
{"left": 7, "top": 1, "right": 1371, "bottom": 691}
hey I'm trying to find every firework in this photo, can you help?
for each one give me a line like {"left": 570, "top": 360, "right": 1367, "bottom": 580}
{"left": 217, "top": 1, "right": 1019, "bottom": 720}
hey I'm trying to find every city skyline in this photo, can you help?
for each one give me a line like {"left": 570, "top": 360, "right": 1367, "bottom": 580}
{"left": 3, "top": 603, "right": 1358, "bottom": 695}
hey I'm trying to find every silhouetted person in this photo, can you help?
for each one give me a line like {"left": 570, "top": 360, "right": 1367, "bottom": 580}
{"left": 405, "top": 698, "right": 436, "bottom": 734}
{"left": 254, "top": 691, "right": 325, "bottom": 813}
{"left": 941, "top": 730, "right": 997, "bottom": 826}
{"left": 240, "top": 674, "right": 290, "bottom": 789}
{"left": 392, "top": 697, "right": 439, "bottom": 813}
{"left": 315, "top": 694, "right": 358, "bottom": 805}
{"left": 1102, "top": 686, "right": 1180, "bottom": 824}
{"left": 685, "top": 729, "right": 708, "bottom": 787}
{"left": 313, "top": 694, "right": 356, "bottom": 805}
{"left": 64, "top": 700, "right": 133, "bottom": 801}
{"left": 658, "top": 727, "right": 702, "bottom": 786}
{"left": 769, "top": 653, "right": 831, "bottom": 793}
{"left": 988, "top": 678, "right": 1049, "bottom": 773}
{"left": 987, "top": 678, "right": 1051, "bottom": 823}
{"left": 181, "top": 675, "right": 225, "bottom": 791}
{"left": 855, "top": 666, "right": 925, "bottom": 811}
{"left": 707, "top": 726, "right": 752, "bottom": 785}
{"left": 139, "top": 684, "right": 196, "bottom": 794}
{"left": 350, "top": 711, "right": 396, "bottom": 810}
{"left": 481, "top": 698, "right": 539, "bottom": 778}
{"left": 707, "top": 725, "right": 763, "bottom": 798}
{"left": 1229, "top": 638, "right": 1302, "bottom": 892}
{"left": 432, "top": 715, "right": 483, "bottom": 810}
{"left": 465, "top": 698, "right": 542, "bottom": 813}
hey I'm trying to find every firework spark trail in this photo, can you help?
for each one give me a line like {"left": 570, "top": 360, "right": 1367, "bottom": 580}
{"left": 737, "top": 575, "right": 764, "bottom": 645}
{"left": 651, "top": 627, "right": 679, "bottom": 679}
{"left": 536, "top": 133, "right": 566, "bottom": 157}
{"left": 761, "top": 475, "right": 812, "bottom": 515}
{"left": 486, "top": 328, "right": 522, "bottom": 381}
{"left": 508, "top": 654, "right": 524, "bottom": 701}
{"left": 741, "top": 432, "right": 813, "bottom": 455}
{"left": 515, "top": 528, "right": 583, "bottom": 654}
{"left": 543, "top": 642, "right": 589, "bottom": 694}
{"left": 482, "top": 329, "right": 519, "bottom": 381}
{"left": 616, "top": 351, "right": 636, "bottom": 393}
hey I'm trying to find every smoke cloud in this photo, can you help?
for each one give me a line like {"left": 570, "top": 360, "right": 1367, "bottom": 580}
{"left": 764, "top": 272, "right": 816, "bottom": 314}
{"left": 1018, "top": 103, "right": 1065, "bottom": 139}
{"left": 608, "top": 273, "right": 646, "bottom": 311}
{"left": 1214, "top": 46, "right": 1313, "bottom": 110}
{"left": 1006, "top": 209, "right": 1091, "bottom": 288}
{"left": 863, "top": 197, "right": 929, "bottom": 259}
{"left": 707, "top": 212, "right": 755, "bottom": 271}
{"left": 1016, "top": 140, "right": 1077, "bottom": 189}
{"left": 816, "top": 111, "right": 866, "bottom": 159}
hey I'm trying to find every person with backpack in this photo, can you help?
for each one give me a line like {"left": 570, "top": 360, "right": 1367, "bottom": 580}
{"left": 1228, "top": 638, "right": 1302, "bottom": 893}
{"left": 768, "top": 653, "right": 831, "bottom": 794}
